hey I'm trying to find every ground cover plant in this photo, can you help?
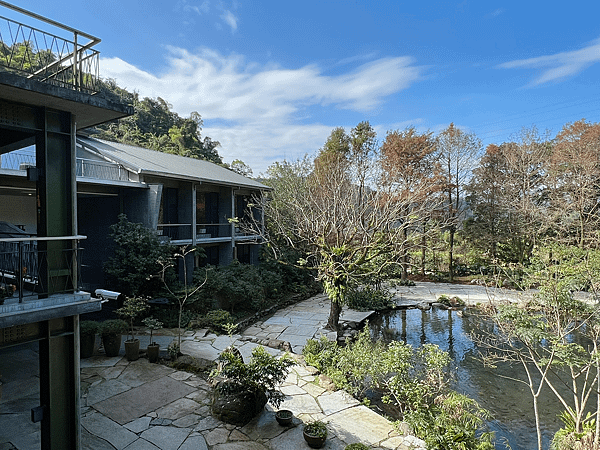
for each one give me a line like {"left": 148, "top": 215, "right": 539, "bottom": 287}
{"left": 303, "top": 326, "right": 494, "bottom": 450}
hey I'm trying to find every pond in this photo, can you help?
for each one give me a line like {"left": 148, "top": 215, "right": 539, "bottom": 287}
{"left": 369, "top": 307, "right": 571, "bottom": 450}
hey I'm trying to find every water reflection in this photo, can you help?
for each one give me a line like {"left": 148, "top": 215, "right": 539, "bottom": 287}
{"left": 370, "top": 307, "right": 562, "bottom": 450}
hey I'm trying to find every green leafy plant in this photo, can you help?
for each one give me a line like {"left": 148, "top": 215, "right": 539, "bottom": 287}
{"left": 344, "top": 444, "right": 369, "bottom": 450}
{"left": 104, "top": 214, "right": 174, "bottom": 296}
{"left": 211, "top": 345, "right": 295, "bottom": 409}
{"left": 142, "top": 317, "right": 163, "bottom": 345}
{"left": 116, "top": 296, "right": 149, "bottom": 341}
{"left": 99, "top": 319, "right": 127, "bottom": 336}
{"left": 80, "top": 320, "right": 99, "bottom": 336}
{"left": 304, "top": 420, "right": 328, "bottom": 438}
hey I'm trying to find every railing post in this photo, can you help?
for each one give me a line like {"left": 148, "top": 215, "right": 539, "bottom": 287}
{"left": 18, "top": 241, "right": 24, "bottom": 303}
{"left": 73, "top": 32, "right": 79, "bottom": 90}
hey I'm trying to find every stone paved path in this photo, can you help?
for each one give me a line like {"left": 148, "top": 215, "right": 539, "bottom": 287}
{"left": 1, "top": 290, "right": 426, "bottom": 450}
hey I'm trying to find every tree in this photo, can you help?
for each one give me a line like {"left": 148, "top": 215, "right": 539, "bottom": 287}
{"left": 548, "top": 119, "right": 600, "bottom": 248}
{"left": 104, "top": 214, "right": 173, "bottom": 296}
{"left": 256, "top": 122, "right": 444, "bottom": 330}
{"left": 229, "top": 159, "right": 253, "bottom": 177}
{"left": 380, "top": 127, "right": 441, "bottom": 280}
{"left": 436, "top": 123, "right": 481, "bottom": 281}
{"left": 95, "top": 81, "right": 223, "bottom": 164}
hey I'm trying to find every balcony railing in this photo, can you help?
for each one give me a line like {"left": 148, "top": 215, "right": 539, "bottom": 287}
{"left": 0, "top": 235, "right": 85, "bottom": 303}
{"left": 0, "top": 1, "right": 100, "bottom": 93}
{"left": 76, "top": 158, "right": 130, "bottom": 182}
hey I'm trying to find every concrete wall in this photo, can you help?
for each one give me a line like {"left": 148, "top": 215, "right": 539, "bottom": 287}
{"left": 0, "top": 195, "right": 36, "bottom": 234}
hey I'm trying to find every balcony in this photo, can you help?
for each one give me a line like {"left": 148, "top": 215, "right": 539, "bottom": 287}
{"left": 0, "top": 235, "right": 99, "bottom": 328}
{"left": 0, "top": 2, "right": 100, "bottom": 93}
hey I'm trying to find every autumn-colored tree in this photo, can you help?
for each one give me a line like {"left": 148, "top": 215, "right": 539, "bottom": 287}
{"left": 435, "top": 123, "right": 481, "bottom": 280}
{"left": 380, "top": 127, "right": 442, "bottom": 279}
{"left": 255, "top": 122, "right": 444, "bottom": 330}
{"left": 548, "top": 119, "right": 600, "bottom": 248}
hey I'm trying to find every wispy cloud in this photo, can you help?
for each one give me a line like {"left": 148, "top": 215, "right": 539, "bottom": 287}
{"left": 499, "top": 37, "right": 600, "bottom": 86}
{"left": 221, "top": 10, "right": 238, "bottom": 32}
{"left": 180, "top": 0, "right": 210, "bottom": 16}
{"left": 490, "top": 8, "right": 504, "bottom": 17}
{"left": 101, "top": 48, "right": 423, "bottom": 172}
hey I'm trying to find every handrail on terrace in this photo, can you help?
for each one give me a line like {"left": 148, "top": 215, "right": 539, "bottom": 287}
{"left": 0, "top": 1, "right": 101, "bottom": 93}
{"left": 0, "top": 235, "right": 86, "bottom": 303}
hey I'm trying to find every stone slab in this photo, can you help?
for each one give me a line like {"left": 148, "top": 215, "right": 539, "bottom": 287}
{"left": 139, "top": 426, "right": 191, "bottom": 450}
{"left": 123, "top": 438, "right": 161, "bottom": 450}
{"left": 317, "top": 390, "right": 360, "bottom": 416}
{"left": 179, "top": 434, "right": 209, "bottom": 450}
{"left": 82, "top": 411, "right": 138, "bottom": 449}
{"left": 327, "top": 405, "right": 395, "bottom": 445}
{"left": 93, "top": 376, "right": 196, "bottom": 425}
{"left": 180, "top": 340, "right": 222, "bottom": 361}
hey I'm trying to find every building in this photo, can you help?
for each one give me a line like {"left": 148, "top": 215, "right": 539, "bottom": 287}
{"left": 0, "top": 3, "right": 132, "bottom": 449}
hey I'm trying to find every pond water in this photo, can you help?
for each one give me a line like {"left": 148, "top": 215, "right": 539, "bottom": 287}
{"left": 369, "top": 307, "right": 570, "bottom": 450}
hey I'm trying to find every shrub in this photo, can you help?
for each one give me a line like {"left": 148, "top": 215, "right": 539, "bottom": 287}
{"left": 211, "top": 346, "right": 295, "bottom": 409}
{"left": 104, "top": 214, "right": 173, "bottom": 296}
{"left": 190, "top": 309, "right": 234, "bottom": 334}
{"left": 80, "top": 320, "right": 99, "bottom": 336}
{"left": 303, "top": 324, "right": 493, "bottom": 450}
{"left": 437, "top": 294, "right": 465, "bottom": 308}
{"left": 99, "top": 319, "right": 128, "bottom": 336}
{"left": 346, "top": 285, "right": 395, "bottom": 311}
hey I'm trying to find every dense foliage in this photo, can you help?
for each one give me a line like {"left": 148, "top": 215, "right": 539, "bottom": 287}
{"left": 104, "top": 214, "right": 174, "bottom": 296}
{"left": 94, "top": 79, "right": 223, "bottom": 164}
{"left": 303, "top": 327, "right": 494, "bottom": 450}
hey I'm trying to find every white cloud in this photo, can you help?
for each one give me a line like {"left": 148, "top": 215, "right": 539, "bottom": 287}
{"left": 221, "top": 10, "right": 238, "bottom": 32}
{"left": 101, "top": 48, "right": 422, "bottom": 173}
{"left": 499, "top": 37, "right": 600, "bottom": 86}
{"left": 180, "top": 1, "right": 210, "bottom": 16}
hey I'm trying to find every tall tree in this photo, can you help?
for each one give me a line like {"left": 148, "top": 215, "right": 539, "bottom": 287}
{"left": 256, "top": 123, "right": 444, "bottom": 330}
{"left": 436, "top": 123, "right": 481, "bottom": 281}
{"left": 95, "top": 80, "right": 223, "bottom": 164}
{"left": 548, "top": 119, "right": 600, "bottom": 248}
{"left": 380, "top": 127, "right": 441, "bottom": 279}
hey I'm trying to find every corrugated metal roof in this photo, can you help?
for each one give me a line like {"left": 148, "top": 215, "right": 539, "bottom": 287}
{"left": 77, "top": 137, "right": 270, "bottom": 190}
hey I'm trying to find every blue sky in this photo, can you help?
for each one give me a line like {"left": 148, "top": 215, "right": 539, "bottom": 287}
{"left": 11, "top": 1, "right": 600, "bottom": 173}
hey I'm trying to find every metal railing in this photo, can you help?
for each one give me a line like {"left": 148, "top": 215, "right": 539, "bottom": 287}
{"left": 0, "top": 1, "right": 100, "bottom": 93}
{"left": 0, "top": 235, "right": 85, "bottom": 302}
{"left": 76, "top": 158, "right": 129, "bottom": 181}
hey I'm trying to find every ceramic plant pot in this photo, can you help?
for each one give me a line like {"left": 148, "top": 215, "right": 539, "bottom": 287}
{"left": 80, "top": 333, "right": 97, "bottom": 358}
{"left": 303, "top": 428, "right": 327, "bottom": 449}
{"left": 147, "top": 343, "right": 160, "bottom": 363}
{"left": 124, "top": 338, "right": 140, "bottom": 361}
{"left": 275, "top": 409, "right": 293, "bottom": 426}
{"left": 102, "top": 333, "right": 122, "bottom": 357}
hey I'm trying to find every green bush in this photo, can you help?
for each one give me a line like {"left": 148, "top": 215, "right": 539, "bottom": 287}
{"left": 190, "top": 309, "right": 234, "bottom": 334}
{"left": 346, "top": 285, "right": 395, "bottom": 311}
{"left": 211, "top": 346, "right": 295, "bottom": 409}
{"left": 80, "top": 320, "right": 99, "bottom": 336}
{"left": 303, "top": 325, "right": 493, "bottom": 450}
{"left": 99, "top": 319, "right": 128, "bottom": 336}
{"left": 104, "top": 214, "right": 174, "bottom": 296}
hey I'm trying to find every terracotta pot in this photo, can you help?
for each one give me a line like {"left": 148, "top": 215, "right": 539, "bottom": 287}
{"left": 275, "top": 409, "right": 293, "bottom": 426}
{"left": 102, "top": 333, "right": 122, "bottom": 357}
{"left": 124, "top": 339, "right": 140, "bottom": 361}
{"left": 147, "top": 343, "right": 160, "bottom": 363}
{"left": 303, "top": 428, "right": 326, "bottom": 449}
{"left": 80, "top": 333, "right": 97, "bottom": 359}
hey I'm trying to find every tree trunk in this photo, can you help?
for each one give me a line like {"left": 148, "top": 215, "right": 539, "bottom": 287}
{"left": 327, "top": 300, "right": 342, "bottom": 331}
{"left": 449, "top": 226, "right": 455, "bottom": 282}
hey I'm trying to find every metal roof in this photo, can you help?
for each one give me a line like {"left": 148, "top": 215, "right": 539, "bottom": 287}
{"left": 77, "top": 137, "right": 270, "bottom": 190}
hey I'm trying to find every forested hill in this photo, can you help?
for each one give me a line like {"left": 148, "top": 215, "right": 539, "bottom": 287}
{"left": 92, "top": 79, "right": 223, "bottom": 165}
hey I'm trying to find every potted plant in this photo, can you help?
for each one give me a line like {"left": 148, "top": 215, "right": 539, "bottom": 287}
{"left": 345, "top": 444, "right": 369, "bottom": 450}
{"left": 303, "top": 420, "right": 328, "bottom": 448}
{"left": 210, "top": 345, "right": 295, "bottom": 426}
{"left": 142, "top": 317, "right": 163, "bottom": 363}
{"left": 79, "top": 320, "right": 99, "bottom": 358}
{"left": 116, "top": 296, "right": 148, "bottom": 361}
{"left": 100, "top": 319, "right": 127, "bottom": 357}
{"left": 275, "top": 409, "right": 293, "bottom": 426}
